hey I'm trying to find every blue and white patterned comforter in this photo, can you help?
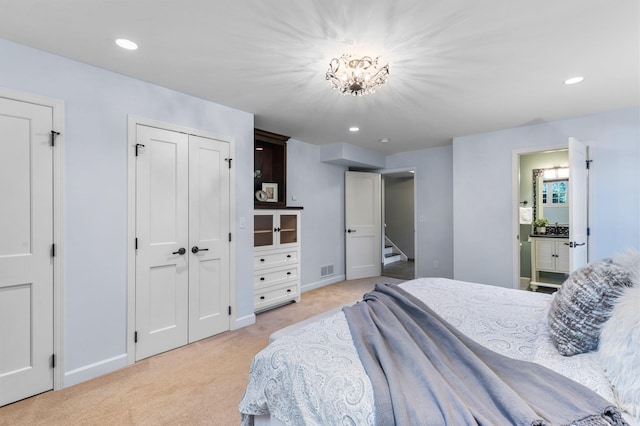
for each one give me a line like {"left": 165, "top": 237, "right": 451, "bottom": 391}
{"left": 239, "top": 277, "right": 618, "bottom": 425}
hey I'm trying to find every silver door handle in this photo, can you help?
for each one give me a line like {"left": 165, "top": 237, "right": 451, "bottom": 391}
{"left": 564, "top": 241, "right": 586, "bottom": 248}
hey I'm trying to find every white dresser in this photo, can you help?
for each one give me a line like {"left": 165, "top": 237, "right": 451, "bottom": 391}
{"left": 254, "top": 209, "right": 301, "bottom": 312}
{"left": 530, "top": 236, "right": 570, "bottom": 291}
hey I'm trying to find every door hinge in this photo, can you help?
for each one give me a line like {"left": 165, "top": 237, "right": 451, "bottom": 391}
{"left": 224, "top": 158, "right": 232, "bottom": 169}
{"left": 586, "top": 159, "right": 593, "bottom": 169}
{"left": 51, "top": 353, "right": 55, "bottom": 369}
{"left": 229, "top": 232, "right": 232, "bottom": 242}
{"left": 228, "top": 306, "right": 232, "bottom": 316}
{"left": 135, "top": 238, "right": 138, "bottom": 250}
{"left": 50, "top": 130, "right": 60, "bottom": 147}
{"left": 134, "top": 331, "right": 138, "bottom": 343}
{"left": 135, "top": 143, "right": 145, "bottom": 156}
{"left": 51, "top": 244, "right": 56, "bottom": 257}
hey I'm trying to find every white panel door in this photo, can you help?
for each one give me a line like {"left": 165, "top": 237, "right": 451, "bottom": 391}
{"left": 188, "top": 135, "right": 230, "bottom": 342}
{"left": 345, "top": 171, "right": 381, "bottom": 279}
{"left": 568, "top": 137, "right": 588, "bottom": 272}
{"left": 0, "top": 97, "right": 54, "bottom": 405}
{"left": 135, "top": 125, "right": 189, "bottom": 361}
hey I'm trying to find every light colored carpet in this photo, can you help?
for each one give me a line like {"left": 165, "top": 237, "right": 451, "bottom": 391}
{"left": 0, "top": 277, "right": 403, "bottom": 426}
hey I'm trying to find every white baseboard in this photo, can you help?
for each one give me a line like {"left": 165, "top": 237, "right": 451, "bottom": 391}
{"left": 63, "top": 353, "right": 128, "bottom": 388}
{"left": 301, "top": 275, "right": 346, "bottom": 293}
{"left": 234, "top": 313, "right": 256, "bottom": 330}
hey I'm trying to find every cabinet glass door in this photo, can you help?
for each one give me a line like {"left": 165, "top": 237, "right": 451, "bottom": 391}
{"left": 254, "top": 215, "right": 274, "bottom": 247}
{"left": 279, "top": 214, "right": 298, "bottom": 245}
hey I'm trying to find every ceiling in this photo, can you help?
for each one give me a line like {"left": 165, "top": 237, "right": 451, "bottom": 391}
{"left": 0, "top": 0, "right": 638, "bottom": 155}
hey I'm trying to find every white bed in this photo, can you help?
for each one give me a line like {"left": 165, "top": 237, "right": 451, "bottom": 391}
{"left": 239, "top": 277, "right": 637, "bottom": 425}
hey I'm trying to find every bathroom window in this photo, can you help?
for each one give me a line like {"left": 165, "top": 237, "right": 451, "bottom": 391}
{"left": 542, "top": 179, "right": 568, "bottom": 205}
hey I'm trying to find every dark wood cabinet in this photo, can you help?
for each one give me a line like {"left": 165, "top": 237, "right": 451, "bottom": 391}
{"left": 254, "top": 129, "right": 289, "bottom": 208}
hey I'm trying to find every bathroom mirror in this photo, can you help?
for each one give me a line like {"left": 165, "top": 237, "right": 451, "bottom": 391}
{"left": 533, "top": 168, "right": 569, "bottom": 225}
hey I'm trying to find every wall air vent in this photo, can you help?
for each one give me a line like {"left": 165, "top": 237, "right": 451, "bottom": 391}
{"left": 320, "top": 265, "right": 334, "bottom": 277}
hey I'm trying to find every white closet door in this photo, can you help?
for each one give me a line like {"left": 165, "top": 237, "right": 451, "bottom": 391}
{"left": 135, "top": 125, "right": 189, "bottom": 361}
{"left": 0, "top": 97, "right": 54, "bottom": 405}
{"left": 188, "top": 135, "right": 230, "bottom": 342}
{"left": 345, "top": 171, "right": 381, "bottom": 279}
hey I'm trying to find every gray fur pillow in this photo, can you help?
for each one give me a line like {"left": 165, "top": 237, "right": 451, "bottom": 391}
{"left": 547, "top": 257, "right": 633, "bottom": 356}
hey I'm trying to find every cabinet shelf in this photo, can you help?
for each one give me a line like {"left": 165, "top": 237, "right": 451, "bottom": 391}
{"left": 254, "top": 230, "right": 272, "bottom": 234}
{"left": 255, "top": 129, "right": 289, "bottom": 208}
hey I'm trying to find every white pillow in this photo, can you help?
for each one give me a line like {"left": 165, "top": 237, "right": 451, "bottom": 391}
{"left": 613, "top": 249, "right": 640, "bottom": 284}
{"left": 599, "top": 284, "right": 640, "bottom": 419}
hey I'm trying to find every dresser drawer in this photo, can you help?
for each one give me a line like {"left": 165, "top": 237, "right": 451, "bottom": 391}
{"left": 255, "top": 282, "right": 299, "bottom": 311}
{"left": 254, "top": 250, "right": 298, "bottom": 270}
{"left": 254, "top": 266, "right": 299, "bottom": 289}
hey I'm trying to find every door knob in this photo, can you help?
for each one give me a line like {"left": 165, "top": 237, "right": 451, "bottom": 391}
{"left": 172, "top": 248, "right": 186, "bottom": 255}
{"left": 347, "top": 229, "right": 356, "bottom": 233}
{"left": 191, "top": 246, "right": 209, "bottom": 254}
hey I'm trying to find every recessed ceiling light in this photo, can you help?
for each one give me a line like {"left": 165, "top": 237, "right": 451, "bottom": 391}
{"left": 379, "top": 138, "right": 390, "bottom": 143}
{"left": 349, "top": 126, "right": 359, "bottom": 132}
{"left": 564, "top": 76, "right": 584, "bottom": 85}
{"left": 115, "top": 38, "right": 138, "bottom": 50}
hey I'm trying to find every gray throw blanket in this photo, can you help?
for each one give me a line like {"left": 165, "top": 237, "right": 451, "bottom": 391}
{"left": 343, "top": 284, "right": 627, "bottom": 426}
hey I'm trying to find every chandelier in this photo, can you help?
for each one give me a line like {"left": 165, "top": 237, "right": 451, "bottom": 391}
{"left": 326, "top": 54, "right": 389, "bottom": 96}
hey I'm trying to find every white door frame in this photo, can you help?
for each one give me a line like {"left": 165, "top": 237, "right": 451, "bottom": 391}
{"left": 126, "top": 115, "right": 236, "bottom": 365}
{"left": 0, "top": 87, "right": 65, "bottom": 391}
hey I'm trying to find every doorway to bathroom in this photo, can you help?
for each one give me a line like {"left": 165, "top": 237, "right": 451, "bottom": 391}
{"left": 515, "top": 138, "right": 588, "bottom": 292}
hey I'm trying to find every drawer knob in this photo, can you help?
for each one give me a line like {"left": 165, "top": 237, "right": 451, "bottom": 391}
{"left": 260, "top": 258, "right": 265, "bottom": 262}
{"left": 286, "top": 255, "right": 291, "bottom": 258}
{"left": 260, "top": 277, "right": 265, "bottom": 281}
{"left": 287, "top": 272, "right": 291, "bottom": 275}
{"left": 287, "top": 289, "right": 292, "bottom": 293}
{"left": 260, "top": 296, "right": 265, "bottom": 300}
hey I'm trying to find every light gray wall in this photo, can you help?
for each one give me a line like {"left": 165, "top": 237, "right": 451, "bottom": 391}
{"left": 0, "top": 39, "right": 255, "bottom": 385}
{"left": 287, "top": 139, "right": 347, "bottom": 289}
{"left": 384, "top": 177, "right": 415, "bottom": 258}
{"left": 385, "top": 145, "right": 454, "bottom": 278}
{"left": 454, "top": 107, "right": 640, "bottom": 288}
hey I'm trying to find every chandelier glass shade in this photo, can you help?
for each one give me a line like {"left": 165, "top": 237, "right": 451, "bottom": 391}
{"left": 326, "top": 54, "right": 389, "bottom": 96}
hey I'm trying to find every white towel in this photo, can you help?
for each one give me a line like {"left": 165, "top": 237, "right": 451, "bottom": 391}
{"left": 519, "top": 207, "right": 533, "bottom": 225}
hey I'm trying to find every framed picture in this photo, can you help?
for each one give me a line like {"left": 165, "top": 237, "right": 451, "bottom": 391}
{"left": 262, "top": 183, "right": 278, "bottom": 202}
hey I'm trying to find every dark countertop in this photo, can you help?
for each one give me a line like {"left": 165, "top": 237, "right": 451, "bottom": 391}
{"left": 529, "top": 234, "right": 569, "bottom": 238}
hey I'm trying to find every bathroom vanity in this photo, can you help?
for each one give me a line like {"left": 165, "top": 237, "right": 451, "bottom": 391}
{"left": 529, "top": 235, "right": 570, "bottom": 291}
